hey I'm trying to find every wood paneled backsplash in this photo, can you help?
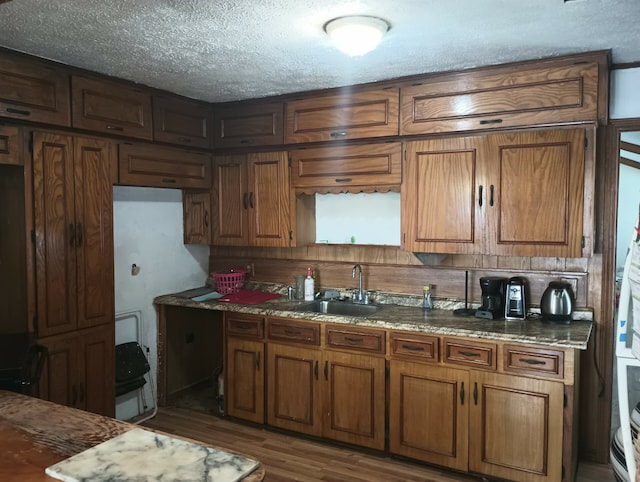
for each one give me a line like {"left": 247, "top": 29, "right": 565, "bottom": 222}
{"left": 209, "top": 245, "right": 590, "bottom": 308}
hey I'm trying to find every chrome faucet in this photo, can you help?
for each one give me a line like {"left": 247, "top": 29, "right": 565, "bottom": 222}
{"left": 352, "top": 264, "right": 366, "bottom": 304}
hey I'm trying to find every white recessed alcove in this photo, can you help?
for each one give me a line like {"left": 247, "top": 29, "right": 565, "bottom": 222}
{"left": 314, "top": 192, "right": 400, "bottom": 246}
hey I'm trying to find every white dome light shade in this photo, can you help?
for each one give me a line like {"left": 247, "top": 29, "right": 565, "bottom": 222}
{"left": 324, "top": 16, "right": 390, "bottom": 57}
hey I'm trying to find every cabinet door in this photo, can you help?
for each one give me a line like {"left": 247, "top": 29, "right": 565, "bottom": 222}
{"left": 286, "top": 89, "right": 399, "bottom": 143}
{"left": 33, "top": 132, "right": 77, "bottom": 337}
{"left": 247, "top": 151, "right": 291, "bottom": 247}
{"left": 76, "top": 325, "right": 115, "bottom": 416}
{"left": 402, "top": 137, "right": 483, "bottom": 254}
{"left": 290, "top": 142, "right": 402, "bottom": 191}
{"left": 0, "top": 125, "right": 22, "bottom": 165}
{"left": 400, "top": 62, "right": 598, "bottom": 135}
{"left": 38, "top": 334, "right": 76, "bottom": 408}
{"left": 485, "top": 129, "right": 585, "bottom": 257}
{"left": 267, "top": 343, "right": 322, "bottom": 437}
{"left": 322, "top": 351, "right": 386, "bottom": 450}
{"left": 0, "top": 52, "right": 71, "bottom": 126}
{"left": 212, "top": 155, "right": 249, "bottom": 246}
{"left": 71, "top": 75, "right": 153, "bottom": 140}
{"left": 153, "top": 95, "right": 212, "bottom": 149}
{"left": 213, "top": 102, "right": 284, "bottom": 148}
{"left": 226, "top": 337, "right": 265, "bottom": 424}
{"left": 183, "top": 191, "right": 211, "bottom": 244}
{"left": 389, "top": 360, "right": 469, "bottom": 472}
{"left": 118, "top": 143, "right": 211, "bottom": 189}
{"left": 74, "top": 137, "right": 115, "bottom": 330}
{"left": 469, "top": 371, "right": 564, "bottom": 482}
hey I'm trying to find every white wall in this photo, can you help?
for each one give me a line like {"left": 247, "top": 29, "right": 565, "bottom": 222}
{"left": 611, "top": 68, "right": 640, "bottom": 119}
{"left": 113, "top": 186, "right": 209, "bottom": 420}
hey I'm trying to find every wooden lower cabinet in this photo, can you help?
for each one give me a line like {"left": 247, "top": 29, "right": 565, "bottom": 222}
{"left": 389, "top": 360, "right": 469, "bottom": 471}
{"left": 323, "top": 350, "right": 386, "bottom": 450}
{"left": 469, "top": 370, "right": 564, "bottom": 482}
{"left": 225, "top": 337, "right": 264, "bottom": 424}
{"left": 266, "top": 343, "right": 323, "bottom": 437}
{"left": 38, "top": 324, "right": 114, "bottom": 416}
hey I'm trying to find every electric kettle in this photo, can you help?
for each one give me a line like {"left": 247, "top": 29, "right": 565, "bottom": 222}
{"left": 540, "top": 281, "right": 574, "bottom": 324}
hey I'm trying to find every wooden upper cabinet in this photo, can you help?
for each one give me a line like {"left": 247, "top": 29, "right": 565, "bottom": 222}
{"left": 402, "top": 136, "right": 483, "bottom": 254}
{"left": 183, "top": 190, "right": 211, "bottom": 245}
{"left": 0, "top": 52, "right": 71, "bottom": 126}
{"left": 291, "top": 142, "right": 401, "bottom": 192}
{"left": 212, "top": 155, "right": 249, "bottom": 246}
{"left": 213, "top": 102, "right": 284, "bottom": 148}
{"left": 0, "top": 125, "right": 21, "bottom": 165}
{"left": 118, "top": 143, "right": 211, "bottom": 189}
{"left": 402, "top": 128, "right": 586, "bottom": 257}
{"left": 153, "top": 95, "right": 212, "bottom": 148}
{"left": 71, "top": 75, "right": 153, "bottom": 140}
{"left": 285, "top": 88, "right": 399, "bottom": 143}
{"left": 401, "top": 62, "right": 599, "bottom": 135}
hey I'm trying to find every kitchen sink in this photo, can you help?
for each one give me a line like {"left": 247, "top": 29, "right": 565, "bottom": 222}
{"left": 291, "top": 300, "right": 379, "bottom": 317}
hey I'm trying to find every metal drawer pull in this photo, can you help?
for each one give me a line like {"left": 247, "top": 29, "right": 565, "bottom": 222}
{"left": 519, "top": 358, "right": 546, "bottom": 365}
{"left": 459, "top": 351, "right": 481, "bottom": 357}
{"left": 330, "top": 131, "right": 348, "bottom": 138}
{"left": 204, "top": 211, "right": 209, "bottom": 228}
{"left": 479, "top": 118, "right": 503, "bottom": 125}
{"left": 324, "top": 360, "right": 328, "bottom": 380}
{"left": 249, "top": 192, "right": 254, "bottom": 208}
{"left": 478, "top": 185, "right": 483, "bottom": 207}
{"left": 402, "top": 344, "right": 425, "bottom": 351}
{"left": 240, "top": 139, "right": 255, "bottom": 144}
{"left": 473, "top": 382, "right": 478, "bottom": 405}
{"left": 314, "top": 360, "right": 318, "bottom": 380}
{"left": 284, "top": 328, "right": 302, "bottom": 336}
{"left": 345, "top": 336, "right": 364, "bottom": 343}
{"left": 162, "top": 178, "right": 177, "bottom": 183}
{"left": 236, "top": 323, "right": 252, "bottom": 330}
{"left": 105, "top": 125, "right": 124, "bottom": 131}
{"left": 335, "top": 178, "right": 352, "bottom": 183}
{"left": 6, "top": 107, "right": 31, "bottom": 116}
{"left": 460, "top": 382, "right": 465, "bottom": 405}
{"left": 489, "top": 185, "right": 494, "bottom": 207}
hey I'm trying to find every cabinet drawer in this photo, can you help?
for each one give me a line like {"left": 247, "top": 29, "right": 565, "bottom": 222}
{"left": 72, "top": 75, "right": 153, "bottom": 140}
{"left": 444, "top": 338, "right": 496, "bottom": 370}
{"left": 390, "top": 332, "right": 439, "bottom": 362}
{"left": 118, "top": 143, "right": 211, "bottom": 189}
{"left": 153, "top": 95, "right": 212, "bottom": 149}
{"left": 401, "top": 62, "right": 598, "bottom": 135}
{"left": 213, "top": 102, "right": 284, "bottom": 148}
{"left": 225, "top": 314, "right": 264, "bottom": 339}
{"left": 326, "top": 325, "right": 385, "bottom": 354}
{"left": 267, "top": 318, "right": 320, "bottom": 345}
{"left": 290, "top": 142, "right": 401, "bottom": 190}
{"left": 286, "top": 88, "right": 399, "bottom": 143}
{"left": 503, "top": 345, "right": 564, "bottom": 379}
{"left": 0, "top": 52, "right": 71, "bottom": 126}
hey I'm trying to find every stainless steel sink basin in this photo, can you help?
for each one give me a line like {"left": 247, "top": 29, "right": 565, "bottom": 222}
{"left": 291, "top": 300, "right": 379, "bottom": 317}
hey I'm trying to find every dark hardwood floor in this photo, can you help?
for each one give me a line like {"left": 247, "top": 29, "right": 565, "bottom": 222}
{"left": 142, "top": 392, "right": 615, "bottom": 482}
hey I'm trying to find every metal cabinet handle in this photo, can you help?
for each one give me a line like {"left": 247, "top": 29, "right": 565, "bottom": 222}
{"left": 489, "top": 185, "right": 494, "bottom": 207}
{"left": 249, "top": 192, "right": 254, "bottom": 208}
{"left": 239, "top": 139, "right": 255, "bottom": 145}
{"left": 519, "top": 358, "right": 546, "bottom": 365}
{"left": 6, "top": 107, "right": 31, "bottom": 116}
{"left": 204, "top": 211, "right": 209, "bottom": 228}
{"left": 105, "top": 125, "right": 124, "bottom": 131}
{"left": 314, "top": 360, "right": 318, "bottom": 380}
{"left": 179, "top": 137, "right": 192, "bottom": 143}
{"left": 473, "top": 382, "right": 478, "bottom": 405}
{"left": 284, "top": 329, "right": 301, "bottom": 336}
{"left": 162, "top": 178, "right": 177, "bottom": 184}
{"left": 345, "top": 336, "right": 364, "bottom": 343}
{"left": 401, "top": 344, "right": 425, "bottom": 352}
{"left": 335, "top": 178, "right": 352, "bottom": 183}
{"left": 478, "top": 185, "right": 483, "bottom": 207}
{"left": 324, "top": 360, "right": 328, "bottom": 381}
{"left": 330, "top": 131, "right": 348, "bottom": 138}
{"left": 75, "top": 223, "right": 83, "bottom": 247}
{"left": 68, "top": 224, "right": 76, "bottom": 247}
{"left": 479, "top": 118, "right": 503, "bottom": 125}
{"left": 459, "top": 351, "right": 481, "bottom": 357}
{"left": 236, "top": 323, "right": 252, "bottom": 330}
{"left": 460, "top": 382, "right": 465, "bottom": 405}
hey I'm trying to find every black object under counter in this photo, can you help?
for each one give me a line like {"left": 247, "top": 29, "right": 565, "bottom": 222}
{"left": 0, "top": 333, "right": 47, "bottom": 395}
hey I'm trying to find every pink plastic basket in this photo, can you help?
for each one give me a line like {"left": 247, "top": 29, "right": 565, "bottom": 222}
{"left": 212, "top": 270, "right": 245, "bottom": 294}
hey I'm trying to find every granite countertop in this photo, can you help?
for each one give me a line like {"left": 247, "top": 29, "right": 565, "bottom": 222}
{"left": 155, "top": 287, "right": 593, "bottom": 350}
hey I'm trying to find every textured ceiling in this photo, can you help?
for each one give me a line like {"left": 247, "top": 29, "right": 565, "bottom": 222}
{"left": 0, "top": 0, "right": 639, "bottom": 103}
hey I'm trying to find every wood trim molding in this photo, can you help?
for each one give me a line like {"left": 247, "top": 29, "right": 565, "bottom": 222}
{"left": 621, "top": 156, "right": 640, "bottom": 169}
{"left": 620, "top": 140, "right": 640, "bottom": 156}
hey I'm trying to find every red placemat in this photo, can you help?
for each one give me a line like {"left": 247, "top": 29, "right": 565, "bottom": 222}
{"left": 216, "top": 289, "right": 281, "bottom": 304}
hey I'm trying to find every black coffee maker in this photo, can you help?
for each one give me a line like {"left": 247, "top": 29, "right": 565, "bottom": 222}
{"left": 475, "top": 277, "right": 507, "bottom": 320}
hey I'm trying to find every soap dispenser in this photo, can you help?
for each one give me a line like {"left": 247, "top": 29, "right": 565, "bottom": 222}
{"left": 304, "top": 268, "right": 315, "bottom": 301}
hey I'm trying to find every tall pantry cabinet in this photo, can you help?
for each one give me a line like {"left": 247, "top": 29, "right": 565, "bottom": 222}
{"left": 32, "top": 131, "right": 116, "bottom": 416}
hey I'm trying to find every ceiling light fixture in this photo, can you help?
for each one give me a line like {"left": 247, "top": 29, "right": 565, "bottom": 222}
{"left": 324, "top": 15, "right": 390, "bottom": 57}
